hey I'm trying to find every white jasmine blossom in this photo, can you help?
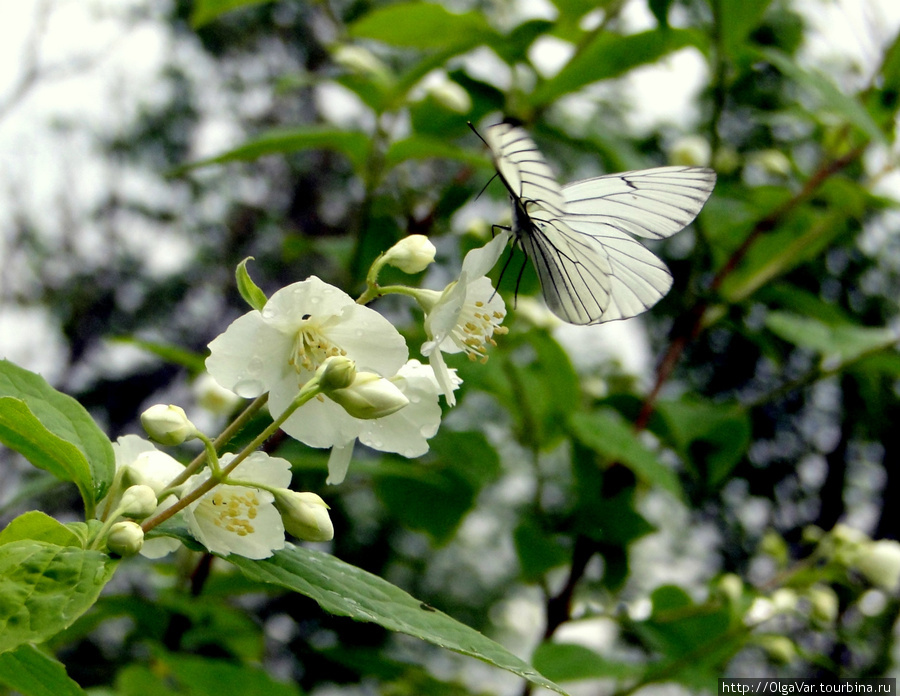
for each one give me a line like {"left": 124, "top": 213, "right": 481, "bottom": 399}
{"left": 182, "top": 451, "right": 292, "bottom": 560}
{"left": 420, "top": 233, "right": 509, "bottom": 405}
{"left": 206, "top": 275, "right": 410, "bottom": 456}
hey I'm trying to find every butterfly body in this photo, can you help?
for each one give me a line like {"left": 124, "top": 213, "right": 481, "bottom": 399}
{"left": 481, "top": 122, "right": 715, "bottom": 325}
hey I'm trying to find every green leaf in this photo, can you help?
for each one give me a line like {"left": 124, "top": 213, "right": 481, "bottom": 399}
{"left": 718, "top": 0, "right": 773, "bottom": 58}
{"left": 759, "top": 47, "right": 887, "bottom": 144}
{"left": 0, "top": 541, "right": 118, "bottom": 654}
{"left": 375, "top": 431, "right": 500, "bottom": 545}
{"left": 108, "top": 337, "right": 206, "bottom": 373}
{"left": 532, "top": 642, "right": 644, "bottom": 682}
{"left": 531, "top": 29, "right": 703, "bottom": 106}
{"left": 569, "top": 408, "right": 684, "bottom": 500}
{"left": 173, "top": 127, "right": 371, "bottom": 175}
{"left": 0, "top": 644, "right": 87, "bottom": 696}
{"left": 719, "top": 190, "right": 861, "bottom": 304}
{"left": 190, "top": 0, "right": 273, "bottom": 28}
{"left": 228, "top": 545, "right": 568, "bottom": 695}
{"left": 236, "top": 257, "right": 268, "bottom": 311}
{"left": 655, "top": 399, "right": 750, "bottom": 489}
{"left": 461, "top": 330, "right": 580, "bottom": 450}
{"left": 117, "top": 653, "right": 303, "bottom": 696}
{"left": 0, "top": 512, "right": 83, "bottom": 548}
{"left": 635, "top": 585, "right": 742, "bottom": 690}
{"left": 0, "top": 399, "right": 103, "bottom": 517}
{"left": 0, "top": 361, "right": 115, "bottom": 513}
{"left": 349, "top": 3, "right": 495, "bottom": 50}
{"left": 384, "top": 136, "right": 484, "bottom": 168}
{"left": 765, "top": 312, "right": 898, "bottom": 363}
{"left": 513, "top": 520, "right": 570, "bottom": 581}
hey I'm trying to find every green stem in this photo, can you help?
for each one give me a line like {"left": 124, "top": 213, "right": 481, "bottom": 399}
{"left": 141, "top": 383, "right": 321, "bottom": 533}
{"left": 164, "top": 394, "right": 269, "bottom": 491}
{"left": 357, "top": 283, "right": 425, "bottom": 306}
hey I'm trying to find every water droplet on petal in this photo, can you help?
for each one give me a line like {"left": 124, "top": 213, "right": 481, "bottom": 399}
{"left": 234, "top": 379, "right": 264, "bottom": 398}
{"left": 419, "top": 424, "right": 436, "bottom": 438}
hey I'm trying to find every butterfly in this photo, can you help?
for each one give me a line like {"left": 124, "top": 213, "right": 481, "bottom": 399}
{"left": 477, "top": 121, "right": 716, "bottom": 325}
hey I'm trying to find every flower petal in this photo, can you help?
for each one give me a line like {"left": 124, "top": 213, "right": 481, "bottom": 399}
{"left": 270, "top": 378, "right": 362, "bottom": 449}
{"left": 261, "top": 276, "right": 356, "bottom": 333}
{"left": 325, "top": 303, "right": 409, "bottom": 376}
{"left": 327, "top": 442, "right": 355, "bottom": 485}
{"left": 206, "top": 311, "right": 293, "bottom": 398}
{"left": 422, "top": 346, "right": 457, "bottom": 406}
{"left": 358, "top": 361, "right": 445, "bottom": 456}
{"left": 461, "top": 230, "right": 512, "bottom": 279}
{"left": 424, "top": 275, "right": 468, "bottom": 350}
{"left": 224, "top": 451, "right": 293, "bottom": 491}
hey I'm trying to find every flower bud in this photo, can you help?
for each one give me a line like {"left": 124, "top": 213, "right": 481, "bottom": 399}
{"left": 771, "top": 588, "right": 798, "bottom": 614}
{"left": 316, "top": 355, "right": 357, "bottom": 392}
{"left": 274, "top": 490, "right": 334, "bottom": 542}
{"left": 381, "top": 235, "right": 437, "bottom": 274}
{"left": 194, "top": 373, "right": 242, "bottom": 415}
{"left": 856, "top": 539, "right": 900, "bottom": 592}
{"left": 427, "top": 80, "right": 472, "bottom": 113}
{"left": 668, "top": 134, "right": 711, "bottom": 167}
{"left": 748, "top": 149, "right": 791, "bottom": 177}
{"left": 119, "top": 485, "right": 158, "bottom": 519}
{"left": 755, "top": 635, "right": 796, "bottom": 664}
{"left": 807, "top": 585, "right": 838, "bottom": 625}
{"left": 717, "top": 573, "right": 743, "bottom": 603}
{"left": 326, "top": 372, "right": 409, "bottom": 419}
{"left": 107, "top": 520, "right": 145, "bottom": 557}
{"left": 140, "top": 404, "right": 199, "bottom": 446}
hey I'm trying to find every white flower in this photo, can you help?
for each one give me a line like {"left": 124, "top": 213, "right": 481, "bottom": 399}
{"left": 857, "top": 539, "right": 900, "bottom": 592}
{"left": 274, "top": 490, "right": 334, "bottom": 542}
{"left": 381, "top": 235, "right": 436, "bottom": 274}
{"left": 111, "top": 435, "right": 186, "bottom": 559}
{"left": 206, "top": 275, "right": 408, "bottom": 445}
{"left": 325, "top": 359, "right": 449, "bottom": 484}
{"left": 183, "top": 451, "right": 293, "bottom": 560}
{"left": 107, "top": 521, "right": 144, "bottom": 557}
{"left": 114, "top": 435, "right": 186, "bottom": 495}
{"left": 141, "top": 404, "right": 199, "bottom": 446}
{"left": 420, "top": 233, "right": 510, "bottom": 405}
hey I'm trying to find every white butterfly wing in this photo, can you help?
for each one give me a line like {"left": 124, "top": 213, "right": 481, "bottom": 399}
{"left": 562, "top": 166, "right": 716, "bottom": 240}
{"left": 523, "top": 205, "right": 674, "bottom": 325}
{"left": 483, "top": 122, "right": 565, "bottom": 216}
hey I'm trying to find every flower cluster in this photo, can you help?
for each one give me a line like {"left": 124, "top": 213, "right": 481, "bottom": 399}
{"left": 101, "top": 233, "right": 509, "bottom": 560}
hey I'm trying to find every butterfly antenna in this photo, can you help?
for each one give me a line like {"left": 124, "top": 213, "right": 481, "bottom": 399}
{"left": 467, "top": 120, "right": 488, "bottom": 147}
